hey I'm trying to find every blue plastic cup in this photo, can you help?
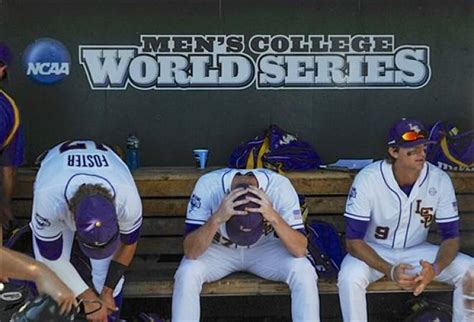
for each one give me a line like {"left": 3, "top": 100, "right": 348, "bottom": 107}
{"left": 193, "top": 149, "right": 209, "bottom": 169}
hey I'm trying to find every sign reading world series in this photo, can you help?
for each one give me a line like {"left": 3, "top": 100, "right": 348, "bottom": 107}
{"left": 79, "top": 34, "right": 431, "bottom": 90}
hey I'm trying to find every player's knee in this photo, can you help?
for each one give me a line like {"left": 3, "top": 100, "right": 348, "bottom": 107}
{"left": 287, "top": 258, "right": 318, "bottom": 285}
{"left": 447, "top": 256, "right": 474, "bottom": 287}
{"left": 337, "top": 266, "right": 369, "bottom": 290}
{"left": 174, "top": 260, "right": 205, "bottom": 288}
{"left": 463, "top": 266, "right": 474, "bottom": 315}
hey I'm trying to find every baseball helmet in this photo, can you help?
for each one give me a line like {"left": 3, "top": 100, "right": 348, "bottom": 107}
{"left": 10, "top": 294, "right": 84, "bottom": 322}
{"left": 226, "top": 184, "right": 264, "bottom": 246}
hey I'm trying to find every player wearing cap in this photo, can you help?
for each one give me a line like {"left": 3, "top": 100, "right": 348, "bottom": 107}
{"left": 30, "top": 140, "right": 143, "bottom": 322}
{"left": 172, "top": 168, "right": 320, "bottom": 322}
{"left": 337, "top": 118, "right": 473, "bottom": 321}
{"left": 0, "top": 42, "right": 25, "bottom": 237}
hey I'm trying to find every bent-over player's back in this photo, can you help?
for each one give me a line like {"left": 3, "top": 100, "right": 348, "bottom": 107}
{"left": 35, "top": 140, "right": 132, "bottom": 189}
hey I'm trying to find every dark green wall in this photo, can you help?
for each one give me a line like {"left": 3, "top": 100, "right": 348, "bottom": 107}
{"left": 1, "top": 0, "right": 472, "bottom": 166}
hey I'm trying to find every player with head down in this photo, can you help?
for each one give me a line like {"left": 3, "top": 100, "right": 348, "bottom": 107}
{"left": 30, "top": 140, "right": 143, "bottom": 322}
{"left": 338, "top": 118, "right": 473, "bottom": 321}
{"left": 172, "top": 168, "right": 320, "bottom": 322}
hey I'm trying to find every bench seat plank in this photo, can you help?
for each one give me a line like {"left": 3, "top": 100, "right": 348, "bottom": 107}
{"left": 123, "top": 269, "right": 453, "bottom": 298}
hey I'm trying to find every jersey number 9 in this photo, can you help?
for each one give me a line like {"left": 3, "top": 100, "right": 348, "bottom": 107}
{"left": 374, "top": 226, "right": 389, "bottom": 240}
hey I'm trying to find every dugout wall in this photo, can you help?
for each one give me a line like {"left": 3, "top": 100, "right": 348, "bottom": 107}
{"left": 0, "top": 0, "right": 472, "bottom": 166}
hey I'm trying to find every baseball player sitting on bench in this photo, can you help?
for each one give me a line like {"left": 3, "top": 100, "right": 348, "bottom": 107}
{"left": 30, "top": 140, "right": 143, "bottom": 322}
{"left": 338, "top": 118, "right": 473, "bottom": 321}
{"left": 172, "top": 168, "right": 320, "bottom": 322}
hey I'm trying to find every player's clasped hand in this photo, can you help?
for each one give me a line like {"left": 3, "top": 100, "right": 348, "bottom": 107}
{"left": 213, "top": 187, "right": 249, "bottom": 224}
{"left": 413, "top": 260, "right": 437, "bottom": 296}
{"left": 246, "top": 185, "right": 278, "bottom": 223}
{"left": 83, "top": 298, "right": 115, "bottom": 322}
{"left": 100, "top": 287, "right": 119, "bottom": 316}
{"left": 392, "top": 263, "right": 417, "bottom": 290}
{"left": 80, "top": 289, "right": 117, "bottom": 322}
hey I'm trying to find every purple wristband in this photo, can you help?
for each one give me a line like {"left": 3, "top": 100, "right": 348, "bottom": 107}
{"left": 432, "top": 262, "right": 440, "bottom": 276}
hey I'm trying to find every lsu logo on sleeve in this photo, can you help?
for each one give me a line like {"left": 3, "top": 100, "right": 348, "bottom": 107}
{"left": 189, "top": 194, "right": 201, "bottom": 213}
{"left": 34, "top": 213, "right": 51, "bottom": 230}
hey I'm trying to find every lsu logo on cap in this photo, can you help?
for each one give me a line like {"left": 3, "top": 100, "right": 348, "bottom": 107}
{"left": 23, "top": 38, "right": 71, "bottom": 85}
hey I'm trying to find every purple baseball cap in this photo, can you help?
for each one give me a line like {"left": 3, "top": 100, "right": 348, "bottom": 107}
{"left": 387, "top": 118, "right": 437, "bottom": 148}
{"left": 226, "top": 185, "right": 263, "bottom": 246}
{"left": 75, "top": 195, "right": 119, "bottom": 259}
{"left": 0, "top": 42, "right": 12, "bottom": 66}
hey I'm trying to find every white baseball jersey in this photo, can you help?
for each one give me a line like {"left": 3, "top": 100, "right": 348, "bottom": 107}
{"left": 344, "top": 160, "right": 458, "bottom": 248}
{"left": 30, "top": 140, "right": 143, "bottom": 296}
{"left": 185, "top": 168, "right": 304, "bottom": 247}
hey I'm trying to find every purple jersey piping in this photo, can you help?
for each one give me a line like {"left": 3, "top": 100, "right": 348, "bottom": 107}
{"left": 379, "top": 162, "right": 402, "bottom": 248}
{"left": 221, "top": 168, "right": 234, "bottom": 193}
{"left": 403, "top": 202, "right": 414, "bottom": 247}
{"left": 418, "top": 164, "right": 429, "bottom": 187}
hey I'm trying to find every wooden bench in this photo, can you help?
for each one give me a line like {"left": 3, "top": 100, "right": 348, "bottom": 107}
{"left": 12, "top": 167, "right": 474, "bottom": 299}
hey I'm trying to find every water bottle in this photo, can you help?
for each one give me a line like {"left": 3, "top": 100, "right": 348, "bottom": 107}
{"left": 126, "top": 134, "right": 140, "bottom": 171}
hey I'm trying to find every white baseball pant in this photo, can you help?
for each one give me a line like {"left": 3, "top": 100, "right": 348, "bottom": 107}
{"left": 338, "top": 241, "right": 473, "bottom": 321}
{"left": 172, "top": 238, "right": 320, "bottom": 322}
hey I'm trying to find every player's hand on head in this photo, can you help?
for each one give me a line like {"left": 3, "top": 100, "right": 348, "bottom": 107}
{"left": 35, "top": 269, "right": 77, "bottom": 315}
{"left": 393, "top": 263, "right": 417, "bottom": 290}
{"left": 246, "top": 185, "right": 278, "bottom": 222}
{"left": 413, "top": 260, "right": 437, "bottom": 296}
{"left": 213, "top": 187, "right": 248, "bottom": 224}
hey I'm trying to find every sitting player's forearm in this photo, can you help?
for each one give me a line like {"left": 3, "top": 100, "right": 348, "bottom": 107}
{"left": 346, "top": 239, "right": 392, "bottom": 276}
{"left": 435, "top": 237, "right": 460, "bottom": 271}
{"left": 271, "top": 216, "right": 307, "bottom": 258}
{"left": 183, "top": 217, "right": 220, "bottom": 259}
{"left": 112, "top": 241, "right": 137, "bottom": 267}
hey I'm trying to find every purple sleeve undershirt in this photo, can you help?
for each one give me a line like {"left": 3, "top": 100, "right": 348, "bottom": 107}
{"left": 345, "top": 217, "right": 460, "bottom": 241}
{"left": 345, "top": 217, "right": 369, "bottom": 240}
{"left": 36, "top": 236, "right": 63, "bottom": 260}
{"left": 438, "top": 221, "right": 460, "bottom": 241}
{"left": 36, "top": 225, "right": 142, "bottom": 261}
{"left": 120, "top": 226, "right": 141, "bottom": 244}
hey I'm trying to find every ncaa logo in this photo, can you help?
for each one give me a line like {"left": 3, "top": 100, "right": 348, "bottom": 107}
{"left": 23, "top": 38, "right": 71, "bottom": 84}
